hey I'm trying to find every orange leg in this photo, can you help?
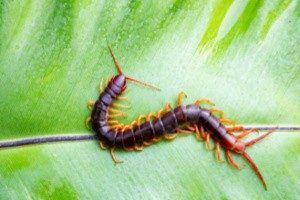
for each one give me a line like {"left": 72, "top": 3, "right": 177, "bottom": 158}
{"left": 85, "top": 116, "right": 91, "bottom": 129}
{"left": 153, "top": 137, "right": 162, "bottom": 143}
{"left": 110, "top": 148, "right": 123, "bottom": 164}
{"left": 186, "top": 124, "right": 196, "bottom": 132}
{"left": 158, "top": 102, "right": 172, "bottom": 117}
{"left": 194, "top": 98, "right": 215, "bottom": 106}
{"left": 209, "top": 108, "right": 224, "bottom": 119}
{"left": 99, "top": 140, "right": 109, "bottom": 150}
{"left": 178, "top": 91, "right": 187, "bottom": 106}
{"left": 206, "top": 133, "right": 214, "bottom": 150}
{"left": 194, "top": 124, "right": 202, "bottom": 141}
{"left": 164, "top": 134, "right": 177, "bottom": 140}
{"left": 176, "top": 127, "right": 192, "bottom": 134}
{"left": 215, "top": 141, "right": 224, "bottom": 162}
{"left": 134, "top": 145, "right": 144, "bottom": 151}
{"left": 109, "top": 124, "right": 125, "bottom": 129}
{"left": 226, "top": 150, "right": 243, "bottom": 170}
{"left": 220, "top": 118, "right": 236, "bottom": 125}
{"left": 143, "top": 141, "right": 153, "bottom": 146}
{"left": 146, "top": 112, "right": 158, "bottom": 121}
{"left": 200, "top": 126, "right": 206, "bottom": 139}
{"left": 137, "top": 115, "right": 147, "bottom": 125}
{"left": 236, "top": 128, "right": 259, "bottom": 139}
{"left": 226, "top": 125, "right": 245, "bottom": 132}
{"left": 87, "top": 101, "right": 95, "bottom": 111}
{"left": 123, "top": 147, "right": 134, "bottom": 152}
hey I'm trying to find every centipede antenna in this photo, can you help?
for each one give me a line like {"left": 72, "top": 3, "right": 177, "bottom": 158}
{"left": 242, "top": 152, "right": 267, "bottom": 190}
{"left": 245, "top": 127, "right": 277, "bottom": 147}
{"left": 108, "top": 46, "right": 160, "bottom": 91}
{"left": 125, "top": 76, "right": 160, "bottom": 91}
{"left": 109, "top": 46, "right": 123, "bottom": 74}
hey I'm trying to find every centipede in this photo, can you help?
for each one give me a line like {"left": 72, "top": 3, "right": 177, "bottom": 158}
{"left": 86, "top": 47, "right": 276, "bottom": 190}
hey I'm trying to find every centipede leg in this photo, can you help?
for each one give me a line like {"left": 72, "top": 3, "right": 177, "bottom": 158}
{"left": 226, "top": 150, "right": 243, "bottom": 170}
{"left": 143, "top": 141, "right": 153, "bottom": 146}
{"left": 236, "top": 128, "right": 259, "bottom": 139}
{"left": 194, "top": 98, "right": 215, "bottom": 106}
{"left": 110, "top": 148, "right": 123, "bottom": 164}
{"left": 220, "top": 118, "right": 236, "bottom": 125}
{"left": 164, "top": 134, "right": 177, "bottom": 140}
{"left": 123, "top": 147, "right": 134, "bottom": 152}
{"left": 99, "top": 140, "right": 109, "bottom": 150}
{"left": 194, "top": 124, "right": 202, "bottom": 141}
{"left": 215, "top": 141, "right": 224, "bottom": 162}
{"left": 176, "top": 128, "right": 192, "bottom": 134}
{"left": 205, "top": 133, "right": 214, "bottom": 150}
{"left": 134, "top": 145, "right": 144, "bottom": 151}
{"left": 112, "top": 103, "right": 130, "bottom": 109}
{"left": 178, "top": 91, "right": 187, "bottom": 105}
{"left": 87, "top": 101, "right": 96, "bottom": 111}
{"left": 209, "top": 108, "right": 224, "bottom": 119}
{"left": 99, "top": 78, "right": 103, "bottom": 93}
{"left": 85, "top": 116, "right": 91, "bottom": 129}
{"left": 200, "top": 126, "right": 206, "bottom": 140}
{"left": 153, "top": 137, "right": 162, "bottom": 142}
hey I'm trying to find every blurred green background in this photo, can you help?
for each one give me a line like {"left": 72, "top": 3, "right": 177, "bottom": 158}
{"left": 0, "top": 0, "right": 299, "bottom": 199}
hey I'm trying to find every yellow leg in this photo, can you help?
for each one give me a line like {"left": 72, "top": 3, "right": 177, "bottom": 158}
{"left": 216, "top": 141, "right": 224, "bottom": 162}
{"left": 209, "top": 108, "right": 224, "bottom": 119}
{"left": 178, "top": 91, "right": 187, "bottom": 106}
{"left": 108, "top": 112, "right": 126, "bottom": 118}
{"left": 194, "top": 98, "right": 215, "bottom": 106}
{"left": 116, "top": 96, "right": 129, "bottom": 101}
{"left": 99, "top": 78, "right": 103, "bottom": 93}
{"left": 108, "top": 120, "right": 119, "bottom": 125}
{"left": 164, "top": 134, "right": 177, "bottom": 140}
{"left": 85, "top": 116, "right": 91, "bottom": 129}
{"left": 110, "top": 148, "right": 123, "bottom": 164}
{"left": 105, "top": 76, "right": 111, "bottom": 87}
{"left": 112, "top": 103, "right": 129, "bottom": 109}
{"left": 87, "top": 101, "right": 96, "bottom": 111}
{"left": 99, "top": 140, "right": 109, "bottom": 150}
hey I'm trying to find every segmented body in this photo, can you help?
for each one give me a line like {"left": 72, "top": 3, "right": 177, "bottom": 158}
{"left": 91, "top": 74, "right": 237, "bottom": 150}
{"left": 87, "top": 47, "right": 275, "bottom": 190}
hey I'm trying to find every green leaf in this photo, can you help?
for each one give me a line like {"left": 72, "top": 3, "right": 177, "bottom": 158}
{"left": 1, "top": 0, "right": 300, "bottom": 199}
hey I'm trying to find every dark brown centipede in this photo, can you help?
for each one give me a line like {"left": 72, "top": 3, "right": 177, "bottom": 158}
{"left": 86, "top": 47, "right": 276, "bottom": 190}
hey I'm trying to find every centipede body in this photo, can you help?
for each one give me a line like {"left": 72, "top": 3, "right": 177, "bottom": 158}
{"left": 86, "top": 47, "right": 276, "bottom": 190}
